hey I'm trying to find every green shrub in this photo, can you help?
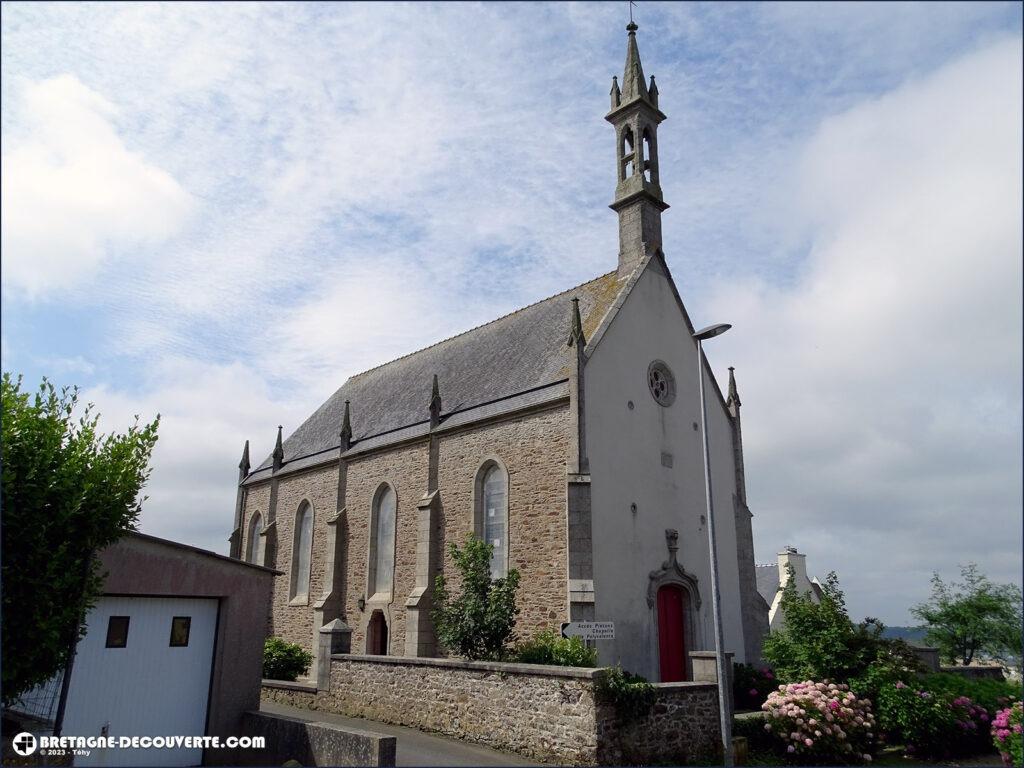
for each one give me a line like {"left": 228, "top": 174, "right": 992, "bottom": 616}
{"left": 512, "top": 630, "right": 597, "bottom": 667}
{"left": 596, "top": 664, "right": 655, "bottom": 722}
{"left": 922, "top": 671, "right": 1022, "bottom": 716}
{"left": 763, "top": 569, "right": 923, "bottom": 686}
{"left": 873, "top": 678, "right": 991, "bottom": 759}
{"left": 431, "top": 535, "right": 521, "bottom": 661}
{"left": 263, "top": 637, "right": 313, "bottom": 681}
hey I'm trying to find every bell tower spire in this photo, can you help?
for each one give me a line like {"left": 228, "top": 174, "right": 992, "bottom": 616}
{"left": 606, "top": 21, "right": 669, "bottom": 279}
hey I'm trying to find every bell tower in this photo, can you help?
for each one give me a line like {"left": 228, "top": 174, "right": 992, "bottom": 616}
{"left": 606, "top": 21, "right": 669, "bottom": 279}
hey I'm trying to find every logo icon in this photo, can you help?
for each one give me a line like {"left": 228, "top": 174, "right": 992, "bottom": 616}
{"left": 12, "top": 732, "right": 37, "bottom": 756}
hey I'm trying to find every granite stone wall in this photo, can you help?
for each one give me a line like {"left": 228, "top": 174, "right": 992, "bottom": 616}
{"left": 436, "top": 405, "right": 570, "bottom": 637}
{"left": 245, "top": 402, "right": 572, "bottom": 658}
{"left": 344, "top": 442, "right": 431, "bottom": 655}
{"left": 273, "top": 466, "right": 341, "bottom": 649}
{"left": 262, "top": 655, "right": 721, "bottom": 765}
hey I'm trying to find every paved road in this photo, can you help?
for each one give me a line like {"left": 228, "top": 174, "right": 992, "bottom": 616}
{"left": 260, "top": 701, "right": 542, "bottom": 767}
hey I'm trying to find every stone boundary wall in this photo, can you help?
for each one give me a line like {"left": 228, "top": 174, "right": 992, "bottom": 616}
{"left": 610, "top": 681, "right": 721, "bottom": 765}
{"left": 240, "top": 710, "right": 396, "bottom": 767}
{"left": 941, "top": 665, "right": 1006, "bottom": 681}
{"left": 262, "top": 654, "right": 721, "bottom": 765}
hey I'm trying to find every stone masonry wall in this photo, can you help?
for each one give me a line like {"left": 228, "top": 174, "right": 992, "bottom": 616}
{"left": 344, "top": 442, "right": 430, "bottom": 655}
{"left": 271, "top": 465, "right": 341, "bottom": 649}
{"left": 437, "top": 405, "right": 570, "bottom": 637}
{"left": 604, "top": 682, "right": 720, "bottom": 765}
{"left": 262, "top": 655, "right": 721, "bottom": 766}
{"left": 242, "top": 402, "right": 570, "bottom": 658}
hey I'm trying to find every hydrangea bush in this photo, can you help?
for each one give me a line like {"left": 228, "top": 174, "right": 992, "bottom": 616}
{"left": 991, "top": 701, "right": 1023, "bottom": 768}
{"left": 761, "top": 680, "right": 876, "bottom": 764}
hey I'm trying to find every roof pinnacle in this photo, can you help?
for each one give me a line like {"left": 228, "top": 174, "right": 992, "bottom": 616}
{"left": 339, "top": 399, "right": 352, "bottom": 452}
{"left": 568, "top": 297, "right": 586, "bottom": 348}
{"left": 621, "top": 20, "right": 649, "bottom": 103}
{"left": 272, "top": 425, "right": 284, "bottom": 472}
{"left": 727, "top": 366, "right": 741, "bottom": 408}
{"left": 429, "top": 374, "right": 442, "bottom": 428}
{"left": 238, "top": 439, "right": 250, "bottom": 480}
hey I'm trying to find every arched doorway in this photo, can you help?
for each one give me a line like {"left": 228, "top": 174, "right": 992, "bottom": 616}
{"left": 657, "top": 584, "right": 688, "bottom": 682}
{"left": 367, "top": 610, "right": 388, "bottom": 656}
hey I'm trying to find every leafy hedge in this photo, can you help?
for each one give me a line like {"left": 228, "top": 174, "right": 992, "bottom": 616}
{"left": 921, "top": 671, "right": 1022, "bottom": 715}
{"left": 512, "top": 630, "right": 597, "bottom": 667}
{"left": 263, "top": 637, "right": 312, "bottom": 681}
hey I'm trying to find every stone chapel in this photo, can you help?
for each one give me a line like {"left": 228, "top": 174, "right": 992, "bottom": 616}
{"left": 229, "top": 22, "right": 769, "bottom": 683}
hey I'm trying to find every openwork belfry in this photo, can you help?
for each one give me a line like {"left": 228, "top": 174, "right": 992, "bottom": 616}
{"left": 228, "top": 21, "right": 768, "bottom": 681}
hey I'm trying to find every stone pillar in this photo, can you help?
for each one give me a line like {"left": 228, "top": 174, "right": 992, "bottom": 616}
{"left": 259, "top": 521, "right": 277, "bottom": 570}
{"left": 566, "top": 298, "right": 595, "bottom": 626}
{"left": 567, "top": 479, "right": 595, "bottom": 622}
{"left": 316, "top": 618, "right": 352, "bottom": 691}
{"left": 913, "top": 646, "right": 941, "bottom": 673}
{"left": 690, "top": 650, "right": 734, "bottom": 721}
{"left": 312, "top": 508, "right": 348, "bottom": 673}
{"left": 229, "top": 440, "right": 250, "bottom": 559}
{"left": 405, "top": 490, "right": 441, "bottom": 657}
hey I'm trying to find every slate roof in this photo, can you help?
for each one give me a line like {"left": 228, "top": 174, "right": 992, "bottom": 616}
{"left": 245, "top": 270, "right": 625, "bottom": 484}
{"left": 755, "top": 564, "right": 780, "bottom": 605}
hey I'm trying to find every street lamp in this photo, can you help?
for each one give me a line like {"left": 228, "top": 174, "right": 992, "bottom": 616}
{"left": 693, "top": 322, "right": 733, "bottom": 767}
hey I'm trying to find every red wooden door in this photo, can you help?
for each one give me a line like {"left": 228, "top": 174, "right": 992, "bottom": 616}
{"left": 657, "top": 585, "right": 688, "bottom": 682}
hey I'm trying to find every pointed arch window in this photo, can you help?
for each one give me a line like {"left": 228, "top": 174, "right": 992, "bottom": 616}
{"left": 290, "top": 502, "right": 313, "bottom": 602}
{"left": 475, "top": 460, "right": 509, "bottom": 579}
{"left": 642, "top": 126, "right": 654, "bottom": 183}
{"left": 247, "top": 512, "right": 263, "bottom": 564}
{"left": 621, "top": 126, "right": 636, "bottom": 179}
{"left": 368, "top": 485, "right": 396, "bottom": 598}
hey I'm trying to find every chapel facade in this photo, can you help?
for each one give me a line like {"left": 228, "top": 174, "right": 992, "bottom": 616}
{"left": 229, "top": 22, "right": 769, "bottom": 682}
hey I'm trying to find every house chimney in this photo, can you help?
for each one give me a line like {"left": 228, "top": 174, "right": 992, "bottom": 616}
{"left": 777, "top": 546, "right": 808, "bottom": 587}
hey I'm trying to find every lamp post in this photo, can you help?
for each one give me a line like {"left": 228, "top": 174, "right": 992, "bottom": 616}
{"left": 693, "top": 322, "right": 733, "bottom": 767}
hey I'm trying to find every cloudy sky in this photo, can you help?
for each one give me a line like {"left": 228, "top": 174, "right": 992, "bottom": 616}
{"left": 2, "top": 2, "right": 1021, "bottom": 625}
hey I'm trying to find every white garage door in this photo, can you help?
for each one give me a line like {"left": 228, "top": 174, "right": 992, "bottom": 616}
{"left": 61, "top": 596, "right": 218, "bottom": 767}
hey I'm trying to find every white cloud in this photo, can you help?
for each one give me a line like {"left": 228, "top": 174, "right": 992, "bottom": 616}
{"left": 81, "top": 357, "right": 308, "bottom": 553}
{"left": 1, "top": 74, "right": 194, "bottom": 297}
{"left": 704, "top": 37, "right": 1023, "bottom": 621}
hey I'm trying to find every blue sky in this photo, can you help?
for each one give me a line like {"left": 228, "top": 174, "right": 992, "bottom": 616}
{"left": 2, "top": 2, "right": 1021, "bottom": 624}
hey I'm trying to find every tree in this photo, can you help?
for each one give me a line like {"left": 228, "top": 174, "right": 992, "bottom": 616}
{"left": 1, "top": 374, "right": 159, "bottom": 704}
{"left": 431, "top": 534, "right": 520, "bottom": 661}
{"left": 911, "top": 563, "right": 1023, "bottom": 667}
{"left": 763, "top": 567, "right": 921, "bottom": 684}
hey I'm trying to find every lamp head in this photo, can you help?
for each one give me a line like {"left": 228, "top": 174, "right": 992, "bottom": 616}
{"left": 693, "top": 323, "right": 732, "bottom": 341}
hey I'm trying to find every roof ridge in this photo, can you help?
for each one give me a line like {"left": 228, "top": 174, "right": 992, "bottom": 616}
{"left": 349, "top": 270, "right": 618, "bottom": 380}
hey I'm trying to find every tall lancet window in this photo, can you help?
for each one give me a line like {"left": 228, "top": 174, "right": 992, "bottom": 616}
{"left": 247, "top": 512, "right": 263, "bottom": 564}
{"left": 369, "top": 485, "right": 396, "bottom": 598}
{"left": 476, "top": 460, "right": 509, "bottom": 579}
{"left": 290, "top": 502, "right": 313, "bottom": 602}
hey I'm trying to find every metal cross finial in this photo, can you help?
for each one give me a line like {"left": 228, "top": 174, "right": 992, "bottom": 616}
{"left": 629, "top": 0, "right": 637, "bottom": 24}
